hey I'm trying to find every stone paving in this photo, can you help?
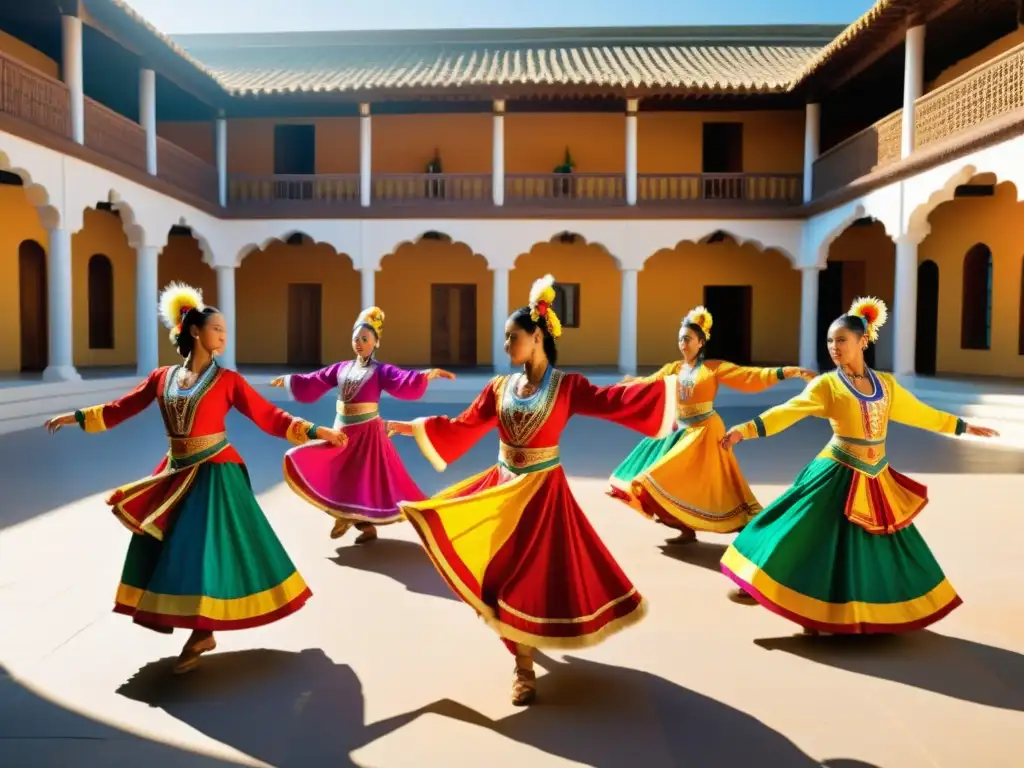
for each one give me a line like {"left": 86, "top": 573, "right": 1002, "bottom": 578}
{"left": 1, "top": 400, "right": 1022, "bottom": 767}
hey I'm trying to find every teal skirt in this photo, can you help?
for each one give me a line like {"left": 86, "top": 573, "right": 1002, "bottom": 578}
{"left": 113, "top": 462, "right": 311, "bottom": 632}
{"left": 605, "top": 429, "right": 687, "bottom": 513}
{"left": 720, "top": 457, "right": 961, "bottom": 633}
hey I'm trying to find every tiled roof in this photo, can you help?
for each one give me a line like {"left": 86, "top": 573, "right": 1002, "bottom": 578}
{"left": 170, "top": 27, "right": 842, "bottom": 96}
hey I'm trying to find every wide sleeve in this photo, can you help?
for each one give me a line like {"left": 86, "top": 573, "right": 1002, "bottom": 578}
{"left": 631, "top": 361, "right": 679, "bottom": 385}
{"left": 283, "top": 362, "right": 342, "bottom": 404}
{"left": 411, "top": 379, "right": 500, "bottom": 471}
{"left": 709, "top": 360, "right": 787, "bottom": 393}
{"left": 887, "top": 377, "right": 966, "bottom": 435}
{"left": 378, "top": 363, "right": 429, "bottom": 402}
{"left": 74, "top": 369, "right": 161, "bottom": 433}
{"left": 569, "top": 373, "right": 677, "bottom": 439}
{"left": 230, "top": 371, "right": 323, "bottom": 445}
{"left": 733, "top": 374, "right": 832, "bottom": 440}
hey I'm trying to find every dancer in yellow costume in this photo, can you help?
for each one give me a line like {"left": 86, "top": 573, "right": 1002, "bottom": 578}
{"left": 607, "top": 305, "right": 814, "bottom": 543}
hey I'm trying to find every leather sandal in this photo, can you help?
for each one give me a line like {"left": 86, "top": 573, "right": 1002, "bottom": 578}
{"left": 511, "top": 666, "right": 537, "bottom": 706}
{"left": 172, "top": 635, "right": 216, "bottom": 675}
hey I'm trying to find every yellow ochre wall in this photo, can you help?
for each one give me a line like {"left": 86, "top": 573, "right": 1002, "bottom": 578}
{"left": 157, "top": 235, "right": 219, "bottom": 367}
{"left": 928, "top": 26, "right": 1024, "bottom": 92}
{"left": 0, "top": 30, "right": 59, "bottom": 78}
{"left": 234, "top": 241, "right": 361, "bottom": 365}
{"left": 826, "top": 221, "right": 896, "bottom": 311}
{"left": 638, "top": 239, "right": 801, "bottom": 367}
{"left": 919, "top": 182, "right": 1024, "bottom": 378}
{"left": 0, "top": 186, "right": 48, "bottom": 372}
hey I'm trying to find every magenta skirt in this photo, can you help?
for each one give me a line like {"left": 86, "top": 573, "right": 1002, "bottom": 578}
{"left": 283, "top": 418, "right": 426, "bottom": 525}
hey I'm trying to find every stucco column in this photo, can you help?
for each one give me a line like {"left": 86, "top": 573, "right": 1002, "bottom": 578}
{"left": 901, "top": 25, "right": 926, "bottom": 158}
{"left": 618, "top": 268, "right": 639, "bottom": 374}
{"left": 803, "top": 103, "right": 820, "bottom": 203}
{"left": 61, "top": 15, "right": 84, "bottom": 144}
{"left": 215, "top": 265, "right": 236, "bottom": 370}
{"left": 43, "top": 227, "right": 80, "bottom": 381}
{"left": 625, "top": 98, "right": 639, "bottom": 205}
{"left": 492, "top": 100, "right": 505, "bottom": 206}
{"left": 360, "top": 265, "right": 375, "bottom": 308}
{"left": 491, "top": 267, "right": 509, "bottom": 372}
{"left": 799, "top": 266, "right": 821, "bottom": 370}
{"left": 892, "top": 237, "right": 919, "bottom": 377}
{"left": 360, "top": 103, "right": 372, "bottom": 207}
{"left": 136, "top": 245, "right": 159, "bottom": 375}
{"left": 139, "top": 68, "right": 157, "bottom": 175}
{"left": 216, "top": 114, "right": 228, "bottom": 207}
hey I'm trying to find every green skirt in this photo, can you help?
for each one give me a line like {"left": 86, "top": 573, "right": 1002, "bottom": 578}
{"left": 605, "top": 429, "right": 687, "bottom": 512}
{"left": 720, "top": 457, "right": 961, "bottom": 634}
{"left": 113, "top": 462, "right": 311, "bottom": 632}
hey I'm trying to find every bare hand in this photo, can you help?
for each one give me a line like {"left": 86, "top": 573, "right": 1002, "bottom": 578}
{"left": 720, "top": 429, "right": 744, "bottom": 451}
{"left": 385, "top": 420, "right": 414, "bottom": 437}
{"left": 316, "top": 427, "right": 349, "bottom": 447}
{"left": 426, "top": 369, "right": 456, "bottom": 381}
{"left": 784, "top": 367, "right": 816, "bottom": 382}
{"left": 966, "top": 424, "right": 999, "bottom": 438}
{"left": 269, "top": 376, "right": 285, "bottom": 388}
{"left": 618, "top": 375, "right": 638, "bottom": 385}
{"left": 44, "top": 413, "right": 76, "bottom": 433}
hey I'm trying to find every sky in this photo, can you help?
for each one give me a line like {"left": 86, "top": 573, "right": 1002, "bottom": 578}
{"left": 123, "top": 0, "right": 877, "bottom": 35}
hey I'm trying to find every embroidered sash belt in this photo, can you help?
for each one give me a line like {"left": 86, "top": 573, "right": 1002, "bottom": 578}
{"left": 823, "top": 434, "right": 888, "bottom": 476}
{"left": 677, "top": 401, "right": 714, "bottom": 418}
{"left": 335, "top": 401, "right": 380, "bottom": 425}
{"left": 677, "top": 409, "right": 716, "bottom": 430}
{"left": 498, "top": 442, "right": 560, "bottom": 474}
{"left": 167, "top": 432, "right": 229, "bottom": 470}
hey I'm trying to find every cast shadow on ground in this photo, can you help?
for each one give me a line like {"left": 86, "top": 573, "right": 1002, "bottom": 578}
{"left": 657, "top": 541, "right": 729, "bottom": 573}
{"left": 755, "top": 632, "right": 1024, "bottom": 711}
{"left": 328, "top": 538, "right": 457, "bottom": 602}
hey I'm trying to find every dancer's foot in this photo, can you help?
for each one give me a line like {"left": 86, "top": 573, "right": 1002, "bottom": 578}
{"left": 801, "top": 626, "right": 830, "bottom": 637}
{"left": 330, "top": 519, "right": 352, "bottom": 540}
{"left": 511, "top": 666, "right": 537, "bottom": 706}
{"left": 666, "top": 529, "right": 697, "bottom": 545}
{"left": 173, "top": 632, "right": 216, "bottom": 675}
{"left": 728, "top": 588, "right": 757, "bottom": 604}
{"left": 354, "top": 524, "right": 378, "bottom": 544}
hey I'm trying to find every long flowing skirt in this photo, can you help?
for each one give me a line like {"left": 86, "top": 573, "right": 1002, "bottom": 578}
{"left": 115, "top": 462, "right": 311, "bottom": 631}
{"left": 283, "top": 418, "right": 425, "bottom": 525}
{"left": 399, "top": 465, "right": 646, "bottom": 649}
{"left": 720, "top": 457, "right": 961, "bottom": 634}
{"left": 607, "top": 414, "right": 760, "bottom": 533}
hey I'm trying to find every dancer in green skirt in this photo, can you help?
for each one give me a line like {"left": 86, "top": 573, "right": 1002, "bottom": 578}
{"left": 44, "top": 282, "right": 347, "bottom": 673}
{"left": 718, "top": 297, "right": 998, "bottom": 634}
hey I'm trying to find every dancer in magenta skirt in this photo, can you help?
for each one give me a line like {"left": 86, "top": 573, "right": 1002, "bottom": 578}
{"left": 271, "top": 307, "right": 455, "bottom": 544}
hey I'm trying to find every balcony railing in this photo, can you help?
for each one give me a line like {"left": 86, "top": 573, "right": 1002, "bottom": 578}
{"left": 812, "top": 111, "right": 902, "bottom": 199}
{"left": 505, "top": 173, "right": 626, "bottom": 203}
{"left": 0, "top": 50, "right": 69, "bottom": 138}
{"left": 373, "top": 173, "right": 492, "bottom": 204}
{"left": 83, "top": 96, "right": 146, "bottom": 172}
{"left": 156, "top": 137, "right": 218, "bottom": 204}
{"left": 639, "top": 173, "right": 803, "bottom": 204}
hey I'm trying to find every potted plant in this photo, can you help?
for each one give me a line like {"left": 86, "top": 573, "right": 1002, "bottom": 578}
{"left": 425, "top": 149, "right": 445, "bottom": 199}
{"left": 553, "top": 146, "right": 574, "bottom": 197}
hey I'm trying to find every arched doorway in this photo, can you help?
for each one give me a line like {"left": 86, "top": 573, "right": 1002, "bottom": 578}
{"left": 961, "top": 243, "right": 992, "bottom": 350}
{"left": 87, "top": 254, "right": 114, "bottom": 349}
{"left": 915, "top": 260, "right": 939, "bottom": 375}
{"left": 18, "top": 240, "right": 48, "bottom": 371}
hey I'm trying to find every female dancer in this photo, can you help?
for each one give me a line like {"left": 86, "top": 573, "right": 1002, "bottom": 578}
{"left": 271, "top": 307, "right": 455, "bottom": 544}
{"left": 607, "top": 305, "right": 814, "bottom": 543}
{"left": 44, "top": 282, "right": 347, "bottom": 674}
{"left": 386, "top": 275, "right": 676, "bottom": 706}
{"left": 719, "top": 297, "right": 998, "bottom": 634}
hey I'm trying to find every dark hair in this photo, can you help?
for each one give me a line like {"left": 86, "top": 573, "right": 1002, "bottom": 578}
{"left": 682, "top": 323, "right": 708, "bottom": 363}
{"left": 176, "top": 306, "right": 221, "bottom": 359}
{"left": 831, "top": 314, "right": 871, "bottom": 343}
{"left": 353, "top": 322, "right": 379, "bottom": 341}
{"left": 509, "top": 306, "right": 558, "bottom": 367}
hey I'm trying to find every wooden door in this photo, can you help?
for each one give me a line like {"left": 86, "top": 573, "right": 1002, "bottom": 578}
{"left": 287, "top": 283, "right": 322, "bottom": 367}
{"left": 702, "top": 285, "right": 752, "bottom": 365}
{"left": 817, "top": 262, "right": 844, "bottom": 370}
{"left": 916, "top": 260, "right": 940, "bottom": 375}
{"left": 18, "top": 240, "right": 48, "bottom": 371}
{"left": 430, "top": 284, "right": 477, "bottom": 366}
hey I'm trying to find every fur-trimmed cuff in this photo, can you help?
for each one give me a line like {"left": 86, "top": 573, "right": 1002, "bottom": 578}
{"left": 411, "top": 417, "right": 447, "bottom": 471}
{"left": 75, "top": 406, "right": 107, "bottom": 433}
{"left": 654, "top": 375, "right": 678, "bottom": 439}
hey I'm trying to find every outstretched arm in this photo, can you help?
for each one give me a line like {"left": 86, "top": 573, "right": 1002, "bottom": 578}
{"left": 46, "top": 369, "right": 162, "bottom": 434}
{"left": 722, "top": 374, "right": 832, "bottom": 450}
{"left": 271, "top": 362, "right": 344, "bottom": 404}
{"left": 888, "top": 378, "right": 997, "bottom": 438}
{"left": 571, "top": 373, "right": 677, "bottom": 439}
{"left": 231, "top": 371, "right": 346, "bottom": 447}
{"left": 710, "top": 360, "right": 815, "bottom": 393}
{"left": 620, "top": 361, "right": 679, "bottom": 385}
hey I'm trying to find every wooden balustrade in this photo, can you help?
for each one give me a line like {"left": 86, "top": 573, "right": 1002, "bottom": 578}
{"left": 372, "top": 173, "right": 491, "bottom": 204}
{"left": 505, "top": 173, "right": 625, "bottom": 204}
{"left": 156, "top": 137, "right": 218, "bottom": 203}
{"left": 229, "top": 174, "right": 361, "bottom": 205}
{"left": 0, "top": 51, "right": 70, "bottom": 137}
{"left": 811, "top": 110, "right": 902, "bottom": 199}
{"left": 83, "top": 97, "right": 146, "bottom": 171}
{"left": 639, "top": 173, "right": 802, "bottom": 204}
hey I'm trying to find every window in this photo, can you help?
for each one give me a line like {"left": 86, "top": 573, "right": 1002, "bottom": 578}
{"left": 552, "top": 283, "right": 580, "bottom": 329}
{"left": 88, "top": 254, "right": 114, "bottom": 349}
{"left": 961, "top": 243, "right": 992, "bottom": 350}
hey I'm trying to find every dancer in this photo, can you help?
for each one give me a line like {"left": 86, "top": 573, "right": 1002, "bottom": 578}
{"left": 719, "top": 297, "right": 998, "bottom": 634}
{"left": 43, "top": 282, "right": 347, "bottom": 674}
{"left": 386, "top": 275, "right": 677, "bottom": 706}
{"left": 607, "top": 305, "right": 814, "bottom": 543}
{"left": 271, "top": 306, "right": 455, "bottom": 543}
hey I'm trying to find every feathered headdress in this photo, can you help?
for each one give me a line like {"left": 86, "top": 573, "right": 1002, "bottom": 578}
{"left": 528, "top": 274, "right": 563, "bottom": 339}
{"left": 354, "top": 306, "right": 385, "bottom": 344}
{"left": 681, "top": 305, "right": 713, "bottom": 341}
{"left": 158, "top": 281, "right": 204, "bottom": 345}
{"left": 848, "top": 297, "right": 888, "bottom": 343}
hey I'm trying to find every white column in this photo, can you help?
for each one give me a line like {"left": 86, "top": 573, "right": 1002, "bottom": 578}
{"left": 492, "top": 100, "right": 505, "bottom": 206}
{"left": 799, "top": 266, "right": 821, "bottom": 370}
{"left": 216, "top": 114, "right": 227, "bottom": 207}
{"left": 491, "top": 267, "right": 509, "bottom": 372}
{"left": 43, "top": 227, "right": 80, "bottom": 381}
{"left": 215, "top": 265, "right": 236, "bottom": 370}
{"left": 359, "top": 103, "right": 372, "bottom": 207}
{"left": 625, "top": 98, "right": 639, "bottom": 205}
{"left": 803, "top": 103, "right": 820, "bottom": 203}
{"left": 892, "top": 237, "right": 919, "bottom": 377}
{"left": 618, "top": 268, "right": 639, "bottom": 374}
{"left": 139, "top": 68, "right": 157, "bottom": 175}
{"left": 901, "top": 25, "right": 926, "bottom": 159}
{"left": 360, "top": 266, "right": 375, "bottom": 308}
{"left": 136, "top": 246, "right": 159, "bottom": 375}
{"left": 61, "top": 15, "right": 84, "bottom": 144}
